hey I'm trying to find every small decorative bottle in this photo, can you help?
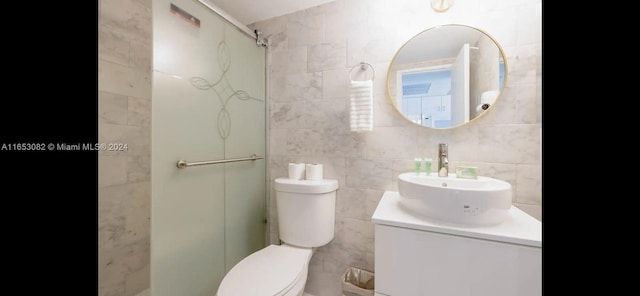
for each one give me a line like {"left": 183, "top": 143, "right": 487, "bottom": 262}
{"left": 423, "top": 158, "right": 432, "bottom": 175}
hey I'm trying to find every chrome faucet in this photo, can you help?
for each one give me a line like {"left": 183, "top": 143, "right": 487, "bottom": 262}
{"left": 438, "top": 143, "right": 448, "bottom": 177}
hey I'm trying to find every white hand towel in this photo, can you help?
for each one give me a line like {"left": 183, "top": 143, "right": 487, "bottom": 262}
{"left": 349, "top": 80, "right": 373, "bottom": 132}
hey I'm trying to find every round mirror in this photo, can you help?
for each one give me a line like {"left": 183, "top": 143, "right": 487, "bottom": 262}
{"left": 387, "top": 24, "right": 507, "bottom": 129}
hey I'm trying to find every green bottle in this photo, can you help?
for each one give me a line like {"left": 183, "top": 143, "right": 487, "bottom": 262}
{"left": 424, "top": 158, "right": 432, "bottom": 175}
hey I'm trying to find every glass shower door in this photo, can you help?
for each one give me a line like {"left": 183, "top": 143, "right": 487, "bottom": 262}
{"left": 151, "top": 0, "right": 265, "bottom": 295}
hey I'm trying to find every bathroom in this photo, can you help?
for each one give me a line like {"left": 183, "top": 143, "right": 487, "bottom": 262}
{"left": 98, "top": 0, "right": 542, "bottom": 295}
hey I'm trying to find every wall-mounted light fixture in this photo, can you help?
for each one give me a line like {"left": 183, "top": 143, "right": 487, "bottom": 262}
{"left": 431, "top": 0, "right": 453, "bottom": 12}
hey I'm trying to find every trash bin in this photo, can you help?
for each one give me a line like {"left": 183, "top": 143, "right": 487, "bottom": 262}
{"left": 342, "top": 267, "right": 374, "bottom": 296}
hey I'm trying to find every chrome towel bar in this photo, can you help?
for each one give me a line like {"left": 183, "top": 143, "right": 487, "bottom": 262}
{"left": 177, "top": 154, "right": 264, "bottom": 169}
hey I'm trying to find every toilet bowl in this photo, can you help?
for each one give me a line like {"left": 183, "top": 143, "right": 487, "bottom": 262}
{"left": 217, "top": 244, "right": 312, "bottom": 296}
{"left": 216, "top": 178, "right": 338, "bottom": 296}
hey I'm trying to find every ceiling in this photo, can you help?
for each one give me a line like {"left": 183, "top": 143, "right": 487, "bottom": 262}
{"left": 208, "top": 0, "right": 337, "bottom": 25}
{"left": 394, "top": 27, "right": 484, "bottom": 64}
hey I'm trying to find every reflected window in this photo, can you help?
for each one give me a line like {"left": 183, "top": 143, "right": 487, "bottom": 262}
{"left": 400, "top": 67, "right": 452, "bottom": 128}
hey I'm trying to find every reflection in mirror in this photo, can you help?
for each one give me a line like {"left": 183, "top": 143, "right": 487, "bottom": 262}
{"left": 387, "top": 24, "right": 507, "bottom": 129}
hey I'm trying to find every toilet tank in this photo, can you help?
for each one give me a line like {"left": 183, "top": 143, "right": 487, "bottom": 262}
{"left": 274, "top": 178, "right": 338, "bottom": 248}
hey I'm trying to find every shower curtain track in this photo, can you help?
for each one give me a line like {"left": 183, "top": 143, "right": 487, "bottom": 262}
{"left": 196, "top": 0, "right": 268, "bottom": 47}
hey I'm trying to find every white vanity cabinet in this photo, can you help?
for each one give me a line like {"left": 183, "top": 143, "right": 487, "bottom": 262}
{"left": 372, "top": 191, "right": 541, "bottom": 296}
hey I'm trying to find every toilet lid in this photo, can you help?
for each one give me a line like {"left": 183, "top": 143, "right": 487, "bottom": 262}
{"left": 217, "top": 245, "right": 311, "bottom": 296}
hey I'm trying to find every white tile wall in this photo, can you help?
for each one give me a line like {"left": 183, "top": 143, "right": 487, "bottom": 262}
{"left": 98, "top": 0, "right": 151, "bottom": 295}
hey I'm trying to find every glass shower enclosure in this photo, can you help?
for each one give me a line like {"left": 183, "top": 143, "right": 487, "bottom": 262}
{"left": 151, "top": 0, "right": 266, "bottom": 295}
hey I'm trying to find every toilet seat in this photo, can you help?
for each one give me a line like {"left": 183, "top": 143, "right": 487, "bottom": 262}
{"left": 217, "top": 245, "right": 312, "bottom": 296}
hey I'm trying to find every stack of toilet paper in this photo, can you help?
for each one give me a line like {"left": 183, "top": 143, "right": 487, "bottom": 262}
{"left": 288, "top": 163, "right": 323, "bottom": 180}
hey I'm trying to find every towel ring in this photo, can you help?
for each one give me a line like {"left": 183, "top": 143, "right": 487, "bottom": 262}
{"left": 349, "top": 62, "right": 375, "bottom": 81}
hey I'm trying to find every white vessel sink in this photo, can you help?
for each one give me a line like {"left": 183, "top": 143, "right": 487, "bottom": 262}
{"left": 397, "top": 172, "right": 512, "bottom": 226}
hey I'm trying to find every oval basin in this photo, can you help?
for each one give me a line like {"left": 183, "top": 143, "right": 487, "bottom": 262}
{"left": 397, "top": 172, "right": 512, "bottom": 226}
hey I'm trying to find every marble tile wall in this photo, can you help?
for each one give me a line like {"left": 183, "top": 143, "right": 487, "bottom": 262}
{"left": 251, "top": 0, "right": 542, "bottom": 295}
{"left": 98, "top": 0, "right": 152, "bottom": 295}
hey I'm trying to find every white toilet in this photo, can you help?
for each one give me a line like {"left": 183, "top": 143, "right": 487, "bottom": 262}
{"left": 216, "top": 177, "right": 339, "bottom": 296}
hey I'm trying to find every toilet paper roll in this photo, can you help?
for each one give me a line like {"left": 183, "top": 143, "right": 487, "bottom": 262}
{"left": 288, "top": 163, "right": 306, "bottom": 180}
{"left": 476, "top": 103, "right": 490, "bottom": 113}
{"left": 480, "top": 90, "right": 500, "bottom": 104}
{"left": 305, "top": 163, "right": 323, "bottom": 181}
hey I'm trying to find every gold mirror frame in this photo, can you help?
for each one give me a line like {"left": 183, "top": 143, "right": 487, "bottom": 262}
{"left": 387, "top": 24, "right": 509, "bottom": 129}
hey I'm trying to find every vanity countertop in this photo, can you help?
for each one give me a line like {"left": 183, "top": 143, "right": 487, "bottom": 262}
{"left": 372, "top": 191, "right": 542, "bottom": 247}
